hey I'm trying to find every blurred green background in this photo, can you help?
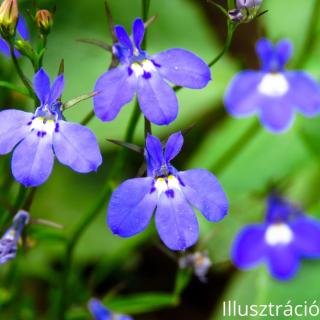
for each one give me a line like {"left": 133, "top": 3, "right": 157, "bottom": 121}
{"left": 1, "top": 0, "right": 320, "bottom": 319}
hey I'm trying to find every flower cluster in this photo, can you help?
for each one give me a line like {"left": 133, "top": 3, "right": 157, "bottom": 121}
{"left": 107, "top": 132, "right": 228, "bottom": 251}
{"left": 232, "top": 195, "right": 320, "bottom": 280}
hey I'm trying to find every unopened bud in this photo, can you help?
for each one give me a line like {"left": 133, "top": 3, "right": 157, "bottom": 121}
{"left": 236, "top": 0, "right": 263, "bottom": 9}
{"left": 229, "top": 0, "right": 263, "bottom": 24}
{"left": 0, "top": 0, "right": 18, "bottom": 40}
{"left": 35, "top": 9, "right": 53, "bottom": 35}
{"left": 228, "top": 9, "right": 244, "bottom": 23}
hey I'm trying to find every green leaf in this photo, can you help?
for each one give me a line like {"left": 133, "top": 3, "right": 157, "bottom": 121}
{"left": 173, "top": 268, "right": 192, "bottom": 297}
{"left": 103, "top": 292, "right": 177, "bottom": 314}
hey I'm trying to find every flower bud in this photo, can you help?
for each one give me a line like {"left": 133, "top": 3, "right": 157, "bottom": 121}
{"left": 236, "top": 0, "right": 263, "bottom": 9}
{"left": 35, "top": 9, "right": 53, "bottom": 35}
{"left": 228, "top": 9, "right": 244, "bottom": 23}
{"left": 0, "top": 0, "right": 18, "bottom": 40}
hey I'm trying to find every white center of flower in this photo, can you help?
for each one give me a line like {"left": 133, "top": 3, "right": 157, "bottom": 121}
{"left": 30, "top": 117, "right": 56, "bottom": 136}
{"left": 154, "top": 175, "right": 181, "bottom": 197}
{"left": 131, "top": 59, "right": 155, "bottom": 77}
{"left": 258, "top": 73, "right": 289, "bottom": 97}
{"left": 264, "top": 223, "right": 293, "bottom": 246}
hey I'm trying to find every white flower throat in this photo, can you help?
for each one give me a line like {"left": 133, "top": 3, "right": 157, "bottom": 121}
{"left": 131, "top": 59, "right": 155, "bottom": 77}
{"left": 258, "top": 73, "right": 289, "bottom": 97}
{"left": 154, "top": 175, "right": 181, "bottom": 197}
{"left": 264, "top": 223, "right": 293, "bottom": 246}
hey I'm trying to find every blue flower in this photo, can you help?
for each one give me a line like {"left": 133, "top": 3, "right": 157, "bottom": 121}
{"left": 0, "top": 210, "right": 29, "bottom": 265}
{"left": 107, "top": 132, "right": 228, "bottom": 251}
{"left": 0, "top": 15, "right": 29, "bottom": 57}
{"left": 231, "top": 195, "right": 320, "bottom": 281}
{"left": 0, "top": 68, "right": 102, "bottom": 187}
{"left": 88, "top": 299, "right": 133, "bottom": 320}
{"left": 94, "top": 18, "right": 211, "bottom": 126}
{"left": 224, "top": 38, "right": 320, "bottom": 133}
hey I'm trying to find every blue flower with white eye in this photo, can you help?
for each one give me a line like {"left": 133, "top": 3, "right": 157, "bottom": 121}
{"left": 232, "top": 195, "right": 320, "bottom": 281}
{"left": 0, "top": 68, "right": 102, "bottom": 187}
{"left": 0, "top": 15, "right": 29, "bottom": 57}
{"left": 94, "top": 18, "right": 211, "bottom": 126}
{"left": 107, "top": 132, "right": 228, "bottom": 251}
{"left": 0, "top": 210, "right": 29, "bottom": 265}
{"left": 88, "top": 299, "right": 133, "bottom": 320}
{"left": 224, "top": 38, "right": 320, "bottom": 133}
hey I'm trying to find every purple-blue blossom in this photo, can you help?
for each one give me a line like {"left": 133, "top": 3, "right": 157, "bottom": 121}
{"left": 107, "top": 132, "right": 228, "bottom": 251}
{"left": 0, "top": 15, "right": 29, "bottom": 57}
{"left": 232, "top": 195, "right": 320, "bottom": 281}
{"left": 224, "top": 38, "right": 320, "bottom": 133}
{"left": 0, "top": 68, "right": 102, "bottom": 187}
{"left": 94, "top": 18, "right": 211, "bottom": 126}
{"left": 88, "top": 298, "right": 133, "bottom": 320}
{"left": 0, "top": 210, "right": 29, "bottom": 265}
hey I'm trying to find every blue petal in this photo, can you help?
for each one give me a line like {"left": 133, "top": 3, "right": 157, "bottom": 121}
{"left": 114, "top": 25, "right": 133, "bottom": 55}
{"left": 0, "top": 110, "right": 32, "bottom": 154}
{"left": 107, "top": 177, "right": 157, "bottom": 237}
{"left": 285, "top": 71, "right": 320, "bottom": 116}
{"left": 94, "top": 66, "right": 136, "bottom": 122}
{"left": 132, "top": 18, "right": 145, "bottom": 52}
{"left": 266, "top": 195, "right": 302, "bottom": 223}
{"left": 88, "top": 299, "right": 112, "bottom": 320}
{"left": 11, "top": 131, "right": 54, "bottom": 187}
{"left": 17, "top": 16, "right": 30, "bottom": 40}
{"left": 53, "top": 121, "right": 102, "bottom": 173}
{"left": 155, "top": 189, "right": 199, "bottom": 251}
{"left": 256, "top": 38, "right": 274, "bottom": 71}
{"left": 274, "top": 40, "right": 293, "bottom": 70}
{"left": 164, "top": 131, "right": 183, "bottom": 163}
{"left": 224, "top": 71, "right": 264, "bottom": 117}
{"left": 34, "top": 68, "right": 51, "bottom": 105}
{"left": 137, "top": 71, "right": 178, "bottom": 125}
{"left": 152, "top": 49, "right": 211, "bottom": 89}
{"left": 291, "top": 217, "right": 320, "bottom": 258}
{"left": 267, "top": 245, "right": 299, "bottom": 281}
{"left": 48, "top": 74, "right": 64, "bottom": 105}
{"left": 0, "top": 38, "right": 10, "bottom": 57}
{"left": 145, "top": 134, "right": 164, "bottom": 175}
{"left": 178, "top": 169, "right": 228, "bottom": 222}
{"left": 259, "top": 95, "right": 295, "bottom": 133}
{"left": 231, "top": 224, "right": 266, "bottom": 269}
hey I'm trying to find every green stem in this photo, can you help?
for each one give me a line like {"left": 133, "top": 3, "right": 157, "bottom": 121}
{"left": 144, "top": 117, "right": 152, "bottom": 138}
{"left": 58, "top": 184, "right": 111, "bottom": 319}
{"left": 9, "top": 44, "right": 36, "bottom": 102}
{"left": 80, "top": 110, "right": 95, "bottom": 126}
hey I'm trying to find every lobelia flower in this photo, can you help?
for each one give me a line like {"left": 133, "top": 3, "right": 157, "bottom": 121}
{"left": 94, "top": 18, "right": 211, "bottom": 126}
{"left": 0, "top": 68, "right": 102, "bottom": 187}
{"left": 232, "top": 195, "right": 320, "bottom": 281}
{"left": 0, "top": 210, "right": 29, "bottom": 265}
{"left": 107, "top": 132, "right": 228, "bottom": 251}
{"left": 0, "top": 15, "right": 29, "bottom": 57}
{"left": 224, "top": 38, "right": 320, "bottom": 133}
{"left": 88, "top": 298, "right": 133, "bottom": 320}
{"left": 229, "top": 0, "right": 263, "bottom": 23}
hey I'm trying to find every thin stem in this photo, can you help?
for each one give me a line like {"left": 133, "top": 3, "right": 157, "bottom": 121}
{"left": 144, "top": 117, "right": 152, "bottom": 138}
{"left": 80, "top": 110, "right": 95, "bottom": 126}
{"left": 23, "top": 188, "right": 37, "bottom": 211}
{"left": 58, "top": 184, "right": 111, "bottom": 319}
{"left": 9, "top": 44, "right": 35, "bottom": 102}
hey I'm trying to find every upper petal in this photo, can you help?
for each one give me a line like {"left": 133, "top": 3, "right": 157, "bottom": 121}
{"left": 291, "top": 217, "right": 320, "bottom": 258}
{"left": 53, "top": 121, "right": 102, "bottom": 173}
{"left": 178, "top": 169, "right": 228, "bottom": 222}
{"left": 34, "top": 68, "right": 51, "bottom": 105}
{"left": 132, "top": 18, "right": 145, "bottom": 52}
{"left": 107, "top": 177, "right": 157, "bottom": 237}
{"left": 164, "top": 131, "right": 183, "bottom": 163}
{"left": 0, "top": 38, "right": 10, "bottom": 56}
{"left": 94, "top": 66, "right": 136, "bottom": 122}
{"left": 114, "top": 25, "right": 133, "bottom": 55}
{"left": 267, "top": 245, "right": 299, "bottom": 281}
{"left": 0, "top": 109, "right": 32, "bottom": 155}
{"left": 231, "top": 224, "right": 267, "bottom": 269}
{"left": 49, "top": 74, "right": 65, "bottom": 105}
{"left": 275, "top": 40, "right": 293, "bottom": 70}
{"left": 11, "top": 130, "right": 54, "bottom": 187}
{"left": 155, "top": 189, "right": 199, "bottom": 251}
{"left": 17, "top": 16, "right": 30, "bottom": 40}
{"left": 145, "top": 134, "right": 164, "bottom": 175}
{"left": 152, "top": 49, "right": 211, "bottom": 89}
{"left": 137, "top": 71, "right": 178, "bottom": 125}
{"left": 224, "top": 70, "right": 264, "bottom": 117}
{"left": 256, "top": 38, "right": 274, "bottom": 71}
{"left": 285, "top": 71, "right": 320, "bottom": 116}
